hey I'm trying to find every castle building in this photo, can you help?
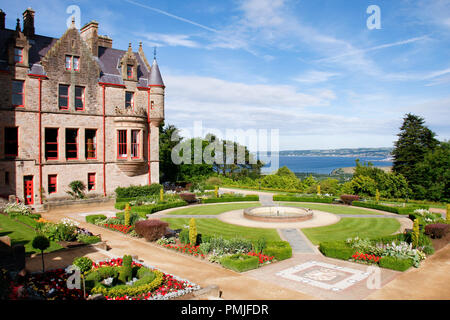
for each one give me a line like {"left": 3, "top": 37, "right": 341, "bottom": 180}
{"left": 0, "top": 8, "right": 165, "bottom": 207}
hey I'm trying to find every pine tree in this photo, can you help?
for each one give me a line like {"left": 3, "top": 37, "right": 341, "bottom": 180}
{"left": 392, "top": 114, "right": 438, "bottom": 197}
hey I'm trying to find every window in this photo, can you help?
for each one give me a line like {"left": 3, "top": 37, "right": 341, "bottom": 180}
{"left": 65, "top": 56, "right": 72, "bottom": 70}
{"left": 73, "top": 57, "right": 80, "bottom": 71}
{"left": 48, "top": 175, "right": 57, "bottom": 194}
{"left": 125, "top": 92, "right": 133, "bottom": 109}
{"left": 65, "top": 55, "right": 80, "bottom": 71}
{"left": 75, "top": 86, "right": 84, "bottom": 111}
{"left": 87, "top": 173, "right": 96, "bottom": 191}
{"left": 58, "top": 84, "right": 69, "bottom": 109}
{"left": 127, "top": 65, "right": 133, "bottom": 79}
{"left": 5, "top": 171, "right": 10, "bottom": 185}
{"left": 85, "top": 129, "right": 97, "bottom": 159}
{"left": 14, "top": 48, "right": 23, "bottom": 63}
{"left": 117, "top": 130, "right": 127, "bottom": 159}
{"left": 45, "top": 128, "right": 58, "bottom": 160}
{"left": 66, "top": 128, "right": 78, "bottom": 160}
{"left": 5, "top": 127, "right": 18, "bottom": 158}
{"left": 131, "top": 130, "right": 139, "bottom": 159}
{"left": 12, "top": 80, "right": 24, "bottom": 107}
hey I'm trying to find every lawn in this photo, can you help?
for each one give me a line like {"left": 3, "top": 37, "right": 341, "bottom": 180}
{"left": 0, "top": 214, "right": 62, "bottom": 254}
{"left": 167, "top": 203, "right": 260, "bottom": 215}
{"left": 281, "top": 203, "right": 379, "bottom": 215}
{"left": 301, "top": 217, "right": 401, "bottom": 245}
{"left": 160, "top": 217, "right": 281, "bottom": 241}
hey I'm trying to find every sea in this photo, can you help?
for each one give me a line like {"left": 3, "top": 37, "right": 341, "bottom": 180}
{"left": 260, "top": 155, "right": 393, "bottom": 175}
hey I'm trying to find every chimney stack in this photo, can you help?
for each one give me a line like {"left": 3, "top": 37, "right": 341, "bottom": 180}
{"left": 0, "top": 9, "right": 5, "bottom": 30}
{"left": 23, "top": 8, "right": 35, "bottom": 37}
{"left": 80, "top": 21, "right": 99, "bottom": 56}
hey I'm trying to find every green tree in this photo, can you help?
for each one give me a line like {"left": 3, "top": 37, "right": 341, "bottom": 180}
{"left": 350, "top": 175, "right": 377, "bottom": 197}
{"left": 414, "top": 141, "right": 450, "bottom": 201}
{"left": 159, "top": 122, "right": 183, "bottom": 182}
{"left": 392, "top": 114, "right": 439, "bottom": 196}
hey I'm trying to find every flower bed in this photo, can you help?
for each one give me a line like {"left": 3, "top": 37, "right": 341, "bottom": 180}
{"left": 247, "top": 251, "right": 274, "bottom": 265}
{"left": 159, "top": 242, "right": 206, "bottom": 259}
{"left": 351, "top": 252, "right": 381, "bottom": 264}
{"left": 103, "top": 223, "right": 132, "bottom": 234}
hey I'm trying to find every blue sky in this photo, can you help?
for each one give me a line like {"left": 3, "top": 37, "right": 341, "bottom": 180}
{"left": 3, "top": 0, "right": 450, "bottom": 150}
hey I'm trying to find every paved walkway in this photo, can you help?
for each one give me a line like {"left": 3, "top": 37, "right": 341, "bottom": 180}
{"left": 278, "top": 229, "right": 316, "bottom": 254}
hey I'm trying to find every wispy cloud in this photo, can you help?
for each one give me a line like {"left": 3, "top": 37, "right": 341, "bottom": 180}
{"left": 293, "top": 71, "right": 340, "bottom": 84}
{"left": 141, "top": 33, "right": 200, "bottom": 48}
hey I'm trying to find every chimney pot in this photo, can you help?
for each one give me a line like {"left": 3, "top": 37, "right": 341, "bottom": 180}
{"left": 0, "top": 9, "right": 5, "bottom": 30}
{"left": 23, "top": 8, "right": 35, "bottom": 37}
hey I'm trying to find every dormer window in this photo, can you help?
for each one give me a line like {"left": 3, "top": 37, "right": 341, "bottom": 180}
{"left": 14, "top": 48, "right": 23, "bottom": 63}
{"left": 65, "top": 55, "right": 80, "bottom": 71}
{"left": 127, "top": 65, "right": 133, "bottom": 79}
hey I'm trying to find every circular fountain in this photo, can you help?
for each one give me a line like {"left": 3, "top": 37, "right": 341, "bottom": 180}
{"left": 243, "top": 206, "right": 313, "bottom": 222}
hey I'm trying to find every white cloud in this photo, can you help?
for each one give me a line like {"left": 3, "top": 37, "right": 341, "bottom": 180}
{"left": 293, "top": 71, "right": 340, "bottom": 84}
{"left": 142, "top": 33, "right": 199, "bottom": 48}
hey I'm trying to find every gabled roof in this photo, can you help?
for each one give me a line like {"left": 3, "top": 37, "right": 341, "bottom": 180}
{"left": 0, "top": 28, "right": 158, "bottom": 85}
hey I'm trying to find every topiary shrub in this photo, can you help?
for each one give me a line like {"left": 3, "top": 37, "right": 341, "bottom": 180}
{"left": 263, "top": 241, "right": 292, "bottom": 261}
{"left": 118, "top": 255, "right": 133, "bottom": 283}
{"left": 32, "top": 235, "right": 50, "bottom": 272}
{"left": 319, "top": 241, "right": 355, "bottom": 260}
{"left": 424, "top": 223, "right": 450, "bottom": 239}
{"left": 73, "top": 257, "right": 93, "bottom": 274}
{"left": 220, "top": 253, "right": 259, "bottom": 272}
{"left": 379, "top": 256, "right": 414, "bottom": 271}
{"left": 189, "top": 218, "right": 197, "bottom": 246}
{"left": 340, "top": 194, "right": 360, "bottom": 205}
{"left": 134, "top": 219, "right": 169, "bottom": 241}
{"left": 124, "top": 203, "right": 131, "bottom": 226}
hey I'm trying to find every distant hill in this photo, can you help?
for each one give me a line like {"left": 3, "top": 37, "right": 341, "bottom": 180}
{"left": 279, "top": 147, "right": 393, "bottom": 159}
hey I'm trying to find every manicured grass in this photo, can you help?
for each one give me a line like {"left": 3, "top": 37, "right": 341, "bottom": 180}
{"left": 302, "top": 218, "right": 401, "bottom": 245}
{"left": 281, "top": 202, "right": 378, "bottom": 215}
{"left": 0, "top": 214, "right": 62, "bottom": 254}
{"left": 160, "top": 218, "right": 281, "bottom": 241}
{"left": 167, "top": 203, "right": 260, "bottom": 215}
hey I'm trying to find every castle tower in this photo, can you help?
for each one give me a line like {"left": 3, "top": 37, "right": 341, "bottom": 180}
{"left": 148, "top": 57, "right": 165, "bottom": 184}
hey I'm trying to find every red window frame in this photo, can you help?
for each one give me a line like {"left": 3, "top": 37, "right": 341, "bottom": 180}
{"left": 127, "top": 65, "right": 133, "bottom": 79}
{"left": 48, "top": 174, "right": 57, "bottom": 194}
{"left": 59, "top": 84, "right": 69, "bottom": 110}
{"left": 65, "top": 55, "right": 72, "bottom": 70}
{"left": 12, "top": 80, "right": 24, "bottom": 107}
{"left": 117, "top": 130, "right": 127, "bottom": 159}
{"left": 45, "top": 128, "right": 59, "bottom": 160}
{"left": 131, "top": 130, "right": 140, "bottom": 159}
{"left": 75, "top": 86, "right": 85, "bottom": 111}
{"left": 73, "top": 56, "right": 80, "bottom": 71}
{"left": 66, "top": 128, "right": 78, "bottom": 160}
{"left": 4, "top": 127, "right": 18, "bottom": 158}
{"left": 87, "top": 173, "right": 96, "bottom": 191}
{"left": 14, "top": 48, "right": 23, "bottom": 63}
{"left": 125, "top": 91, "right": 134, "bottom": 109}
{"left": 85, "top": 129, "right": 97, "bottom": 160}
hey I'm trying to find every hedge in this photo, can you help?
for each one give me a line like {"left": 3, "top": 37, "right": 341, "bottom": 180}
{"left": 263, "top": 241, "right": 292, "bottom": 261}
{"left": 134, "top": 219, "right": 169, "bottom": 241}
{"left": 130, "top": 201, "right": 188, "bottom": 217}
{"left": 273, "top": 195, "right": 333, "bottom": 203}
{"left": 201, "top": 195, "right": 259, "bottom": 204}
{"left": 85, "top": 214, "right": 107, "bottom": 224}
{"left": 319, "top": 241, "right": 355, "bottom": 260}
{"left": 352, "top": 201, "right": 429, "bottom": 215}
{"left": 115, "top": 184, "right": 162, "bottom": 199}
{"left": 379, "top": 256, "right": 414, "bottom": 272}
{"left": 220, "top": 253, "right": 259, "bottom": 272}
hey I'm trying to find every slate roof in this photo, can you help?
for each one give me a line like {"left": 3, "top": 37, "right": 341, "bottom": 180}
{"left": 0, "top": 28, "right": 158, "bottom": 85}
{"left": 149, "top": 58, "right": 165, "bottom": 87}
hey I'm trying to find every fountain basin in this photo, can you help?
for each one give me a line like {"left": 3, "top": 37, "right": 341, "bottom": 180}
{"left": 243, "top": 206, "right": 313, "bottom": 222}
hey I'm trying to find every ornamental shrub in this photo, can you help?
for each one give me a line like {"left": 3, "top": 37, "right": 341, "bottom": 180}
{"left": 340, "top": 194, "right": 360, "bottom": 205}
{"left": 85, "top": 214, "right": 107, "bottom": 224}
{"left": 189, "top": 218, "right": 197, "bottom": 246}
{"left": 134, "top": 219, "right": 169, "bottom": 241}
{"left": 379, "top": 256, "right": 414, "bottom": 272}
{"left": 220, "top": 253, "right": 259, "bottom": 272}
{"left": 179, "top": 228, "right": 190, "bottom": 244}
{"left": 32, "top": 235, "right": 50, "bottom": 272}
{"left": 412, "top": 219, "right": 420, "bottom": 248}
{"left": 119, "top": 255, "right": 133, "bottom": 283}
{"left": 272, "top": 195, "right": 333, "bottom": 203}
{"left": 73, "top": 257, "right": 93, "bottom": 274}
{"left": 253, "top": 237, "right": 267, "bottom": 254}
{"left": 263, "top": 241, "right": 292, "bottom": 261}
{"left": 319, "top": 241, "right": 355, "bottom": 260}
{"left": 124, "top": 203, "right": 131, "bottom": 226}
{"left": 201, "top": 195, "right": 259, "bottom": 203}
{"left": 424, "top": 223, "right": 450, "bottom": 239}
{"left": 179, "top": 193, "right": 197, "bottom": 203}
{"left": 130, "top": 201, "right": 188, "bottom": 216}
{"left": 353, "top": 201, "right": 427, "bottom": 215}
